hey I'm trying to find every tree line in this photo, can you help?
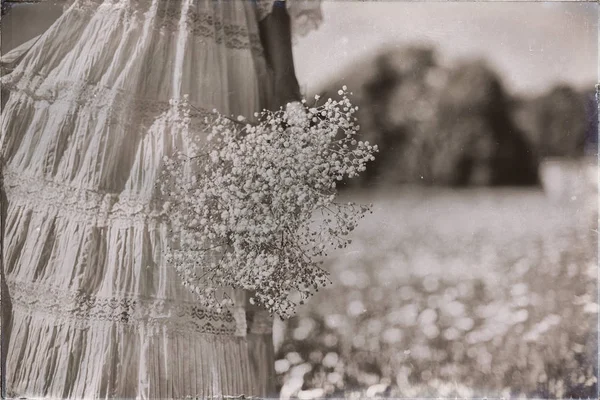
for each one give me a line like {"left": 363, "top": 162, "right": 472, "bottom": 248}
{"left": 317, "top": 45, "right": 597, "bottom": 187}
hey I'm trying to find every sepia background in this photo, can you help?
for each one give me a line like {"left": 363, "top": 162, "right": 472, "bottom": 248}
{"left": 2, "top": 1, "right": 598, "bottom": 398}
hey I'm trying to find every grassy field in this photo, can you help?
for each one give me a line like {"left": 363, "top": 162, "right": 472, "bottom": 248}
{"left": 274, "top": 187, "right": 598, "bottom": 399}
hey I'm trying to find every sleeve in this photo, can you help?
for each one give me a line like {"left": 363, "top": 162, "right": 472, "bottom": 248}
{"left": 256, "top": 0, "right": 323, "bottom": 38}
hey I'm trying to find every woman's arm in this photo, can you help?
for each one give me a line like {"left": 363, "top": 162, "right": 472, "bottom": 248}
{"left": 258, "top": 1, "right": 302, "bottom": 109}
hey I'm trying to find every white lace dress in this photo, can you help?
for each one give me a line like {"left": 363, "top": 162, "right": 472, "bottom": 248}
{"left": 0, "top": 0, "right": 321, "bottom": 398}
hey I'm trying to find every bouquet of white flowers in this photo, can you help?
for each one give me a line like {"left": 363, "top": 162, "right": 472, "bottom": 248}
{"left": 160, "top": 87, "right": 378, "bottom": 318}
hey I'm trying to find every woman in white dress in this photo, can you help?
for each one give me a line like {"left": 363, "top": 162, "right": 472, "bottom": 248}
{"left": 0, "top": 0, "right": 321, "bottom": 398}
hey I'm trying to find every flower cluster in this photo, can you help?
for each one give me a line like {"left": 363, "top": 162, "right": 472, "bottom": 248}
{"left": 160, "top": 88, "right": 378, "bottom": 317}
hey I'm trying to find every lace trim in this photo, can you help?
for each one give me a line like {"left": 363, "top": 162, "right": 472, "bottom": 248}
{"left": 3, "top": 170, "right": 170, "bottom": 225}
{"left": 2, "top": 74, "right": 214, "bottom": 128}
{"left": 181, "top": 6, "right": 264, "bottom": 53}
{"left": 65, "top": 0, "right": 265, "bottom": 53}
{"left": 9, "top": 279, "right": 242, "bottom": 336}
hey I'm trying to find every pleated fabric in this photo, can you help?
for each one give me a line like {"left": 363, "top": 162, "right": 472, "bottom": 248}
{"left": 0, "top": 0, "right": 298, "bottom": 397}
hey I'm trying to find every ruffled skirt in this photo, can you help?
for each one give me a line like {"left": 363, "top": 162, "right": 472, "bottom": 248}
{"left": 1, "top": 0, "right": 276, "bottom": 397}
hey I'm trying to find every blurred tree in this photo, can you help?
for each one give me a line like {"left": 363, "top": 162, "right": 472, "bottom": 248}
{"left": 317, "top": 46, "right": 547, "bottom": 188}
{"left": 427, "top": 61, "right": 538, "bottom": 186}
{"left": 533, "top": 85, "right": 588, "bottom": 158}
{"left": 314, "top": 46, "right": 440, "bottom": 187}
{"left": 361, "top": 45, "right": 443, "bottom": 185}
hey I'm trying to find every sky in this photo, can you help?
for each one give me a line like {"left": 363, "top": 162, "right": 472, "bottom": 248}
{"left": 292, "top": 1, "right": 598, "bottom": 96}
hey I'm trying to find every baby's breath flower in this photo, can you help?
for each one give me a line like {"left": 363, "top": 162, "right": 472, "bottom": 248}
{"left": 160, "top": 89, "right": 378, "bottom": 318}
